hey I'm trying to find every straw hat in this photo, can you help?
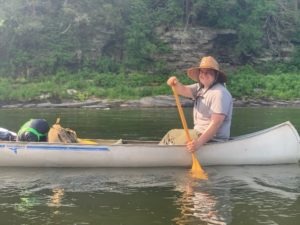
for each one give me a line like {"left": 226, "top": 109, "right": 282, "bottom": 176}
{"left": 187, "top": 56, "right": 227, "bottom": 83}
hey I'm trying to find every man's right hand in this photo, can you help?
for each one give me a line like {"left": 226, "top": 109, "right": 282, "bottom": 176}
{"left": 167, "top": 76, "right": 178, "bottom": 86}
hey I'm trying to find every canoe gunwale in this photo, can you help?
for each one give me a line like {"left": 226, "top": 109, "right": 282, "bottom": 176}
{"left": 0, "top": 121, "right": 298, "bottom": 147}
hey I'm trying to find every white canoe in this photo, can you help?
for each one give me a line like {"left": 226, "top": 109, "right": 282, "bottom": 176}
{"left": 0, "top": 121, "right": 299, "bottom": 167}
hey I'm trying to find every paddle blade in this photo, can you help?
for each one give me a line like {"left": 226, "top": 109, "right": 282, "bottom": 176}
{"left": 190, "top": 153, "right": 208, "bottom": 179}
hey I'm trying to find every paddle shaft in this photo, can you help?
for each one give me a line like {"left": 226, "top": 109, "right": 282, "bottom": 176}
{"left": 171, "top": 85, "right": 207, "bottom": 179}
{"left": 171, "top": 86, "right": 192, "bottom": 142}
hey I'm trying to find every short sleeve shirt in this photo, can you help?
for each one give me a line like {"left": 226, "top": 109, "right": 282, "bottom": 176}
{"left": 188, "top": 83, "right": 233, "bottom": 139}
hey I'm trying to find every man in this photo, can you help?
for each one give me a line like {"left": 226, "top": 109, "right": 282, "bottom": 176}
{"left": 160, "top": 56, "right": 233, "bottom": 153}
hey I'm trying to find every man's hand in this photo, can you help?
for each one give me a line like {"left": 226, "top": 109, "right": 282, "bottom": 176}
{"left": 167, "top": 76, "right": 178, "bottom": 86}
{"left": 186, "top": 139, "right": 200, "bottom": 153}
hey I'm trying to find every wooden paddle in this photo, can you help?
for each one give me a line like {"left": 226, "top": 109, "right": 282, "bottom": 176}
{"left": 171, "top": 86, "right": 208, "bottom": 179}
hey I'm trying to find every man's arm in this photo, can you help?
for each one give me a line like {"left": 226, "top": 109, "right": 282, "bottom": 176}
{"left": 186, "top": 113, "right": 225, "bottom": 152}
{"left": 167, "top": 76, "right": 193, "bottom": 98}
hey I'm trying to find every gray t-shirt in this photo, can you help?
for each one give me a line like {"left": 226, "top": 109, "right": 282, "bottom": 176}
{"left": 188, "top": 83, "right": 233, "bottom": 139}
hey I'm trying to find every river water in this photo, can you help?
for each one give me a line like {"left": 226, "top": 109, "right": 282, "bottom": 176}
{"left": 0, "top": 107, "right": 299, "bottom": 225}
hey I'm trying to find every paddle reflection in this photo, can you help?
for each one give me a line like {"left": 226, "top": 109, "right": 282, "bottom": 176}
{"left": 48, "top": 187, "right": 65, "bottom": 207}
{"left": 173, "top": 181, "right": 226, "bottom": 225}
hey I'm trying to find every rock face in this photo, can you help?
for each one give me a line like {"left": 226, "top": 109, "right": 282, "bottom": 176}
{"left": 158, "top": 27, "right": 237, "bottom": 71}
{"left": 157, "top": 26, "right": 296, "bottom": 71}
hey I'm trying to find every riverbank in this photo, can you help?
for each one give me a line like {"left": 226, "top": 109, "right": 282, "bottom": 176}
{"left": 1, "top": 96, "right": 300, "bottom": 109}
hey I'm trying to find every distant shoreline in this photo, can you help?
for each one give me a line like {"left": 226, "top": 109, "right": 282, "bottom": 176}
{"left": 1, "top": 96, "right": 300, "bottom": 109}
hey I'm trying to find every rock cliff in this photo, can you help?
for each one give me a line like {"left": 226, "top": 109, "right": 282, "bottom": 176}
{"left": 156, "top": 26, "right": 295, "bottom": 72}
{"left": 158, "top": 27, "right": 237, "bottom": 71}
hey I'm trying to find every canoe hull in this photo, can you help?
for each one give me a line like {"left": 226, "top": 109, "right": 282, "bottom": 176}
{"left": 199, "top": 121, "right": 300, "bottom": 165}
{"left": 0, "top": 121, "right": 299, "bottom": 167}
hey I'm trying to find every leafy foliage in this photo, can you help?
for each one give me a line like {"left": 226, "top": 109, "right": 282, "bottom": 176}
{"left": 0, "top": 68, "right": 299, "bottom": 103}
{"left": 227, "top": 67, "right": 300, "bottom": 100}
{"left": 0, "top": 0, "right": 183, "bottom": 76}
{"left": 1, "top": 0, "right": 299, "bottom": 77}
